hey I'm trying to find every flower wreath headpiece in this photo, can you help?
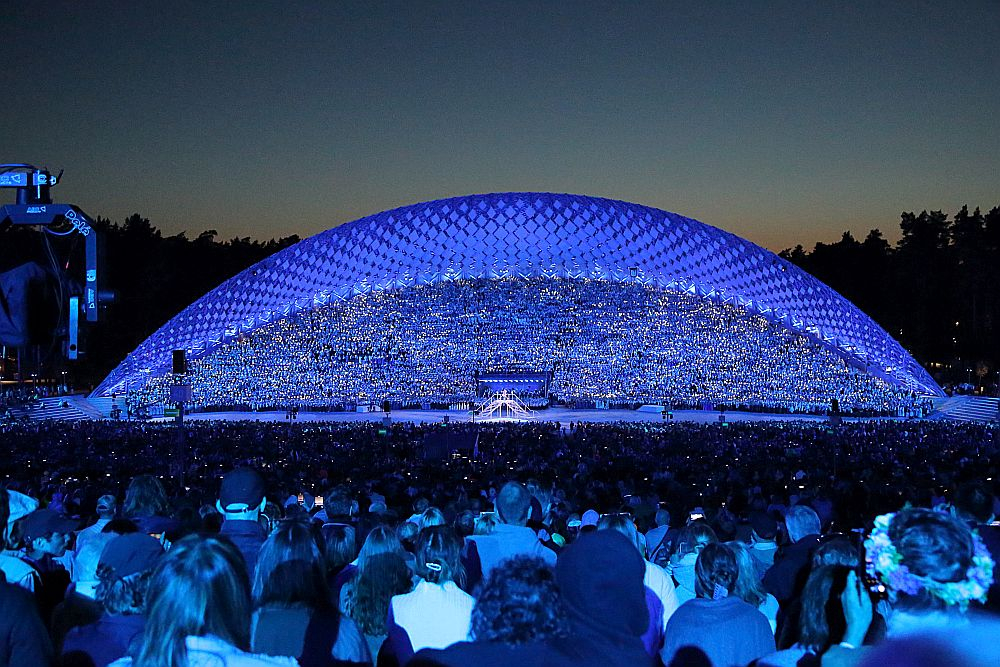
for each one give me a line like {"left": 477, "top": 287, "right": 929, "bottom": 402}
{"left": 864, "top": 510, "right": 995, "bottom": 611}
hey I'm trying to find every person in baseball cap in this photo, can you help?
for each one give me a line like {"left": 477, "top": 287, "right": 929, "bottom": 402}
{"left": 98, "top": 533, "right": 164, "bottom": 582}
{"left": 15, "top": 508, "right": 78, "bottom": 628}
{"left": 19, "top": 508, "right": 78, "bottom": 560}
{"left": 216, "top": 468, "right": 269, "bottom": 574}
{"left": 218, "top": 468, "right": 267, "bottom": 513}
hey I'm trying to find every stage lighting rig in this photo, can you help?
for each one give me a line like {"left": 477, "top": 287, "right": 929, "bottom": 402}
{"left": 0, "top": 164, "right": 114, "bottom": 325}
{"left": 1, "top": 164, "right": 115, "bottom": 361}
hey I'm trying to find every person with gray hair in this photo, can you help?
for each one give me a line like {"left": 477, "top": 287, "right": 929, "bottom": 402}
{"left": 784, "top": 505, "right": 822, "bottom": 544}
{"left": 463, "top": 482, "right": 555, "bottom": 590}
{"left": 763, "top": 505, "right": 823, "bottom": 606}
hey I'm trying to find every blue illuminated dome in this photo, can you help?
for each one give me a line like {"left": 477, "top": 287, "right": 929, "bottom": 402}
{"left": 94, "top": 193, "right": 941, "bottom": 401}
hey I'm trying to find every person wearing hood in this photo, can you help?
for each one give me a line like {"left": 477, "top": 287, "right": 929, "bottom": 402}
{"left": 0, "top": 488, "right": 40, "bottom": 590}
{"left": 409, "top": 529, "right": 654, "bottom": 667}
{"left": 598, "top": 513, "right": 681, "bottom": 656}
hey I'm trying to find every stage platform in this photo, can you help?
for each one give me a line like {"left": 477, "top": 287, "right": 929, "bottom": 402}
{"left": 152, "top": 406, "right": 899, "bottom": 427}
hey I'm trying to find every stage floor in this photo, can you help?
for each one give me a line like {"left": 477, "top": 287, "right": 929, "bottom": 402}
{"left": 156, "top": 406, "right": 899, "bottom": 427}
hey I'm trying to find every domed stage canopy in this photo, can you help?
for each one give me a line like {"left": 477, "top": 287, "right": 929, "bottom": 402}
{"left": 94, "top": 193, "right": 941, "bottom": 403}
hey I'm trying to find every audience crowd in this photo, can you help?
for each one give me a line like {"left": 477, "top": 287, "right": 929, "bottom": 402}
{"left": 127, "top": 279, "right": 922, "bottom": 416}
{"left": 1, "top": 417, "right": 998, "bottom": 666}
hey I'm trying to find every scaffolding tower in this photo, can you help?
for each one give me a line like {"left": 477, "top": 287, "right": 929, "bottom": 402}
{"left": 476, "top": 389, "right": 535, "bottom": 421}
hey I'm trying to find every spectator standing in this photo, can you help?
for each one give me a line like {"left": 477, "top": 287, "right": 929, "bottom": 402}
{"left": 764, "top": 505, "right": 822, "bottom": 605}
{"left": 645, "top": 508, "right": 675, "bottom": 563}
{"left": 871, "top": 507, "right": 993, "bottom": 638}
{"left": 411, "top": 530, "right": 653, "bottom": 667}
{"left": 342, "top": 552, "right": 412, "bottom": 662}
{"left": 418, "top": 508, "right": 446, "bottom": 530}
{"left": 468, "top": 556, "right": 568, "bottom": 645}
{"left": 122, "top": 476, "right": 178, "bottom": 540}
{"left": 320, "top": 524, "right": 357, "bottom": 607}
{"left": 952, "top": 483, "right": 1000, "bottom": 612}
{"left": 727, "top": 540, "right": 780, "bottom": 633}
{"left": 110, "top": 534, "right": 296, "bottom": 666}
{"left": 251, "top": 520, "right": 370, "bottom": 666}
{"left": 73, "top": 494, "right": 118, "bottom": 599}
{"left": 748, "top": 511, "right": 780, "bottom": 580}
{"left": 338, "top": 525, "right": 410, "bottom": 612}
{"left": 15, "top": 508, "right": 77, "bottom": 627}
{"left": 0, "top": 488, "right": 40, "bottom": 591}
{"left": 1, "top": 488, "right": 39, "bottom": 551}
{"left": 598, "top": 514, "right": 680, "bottom": 655}
{"left": 0, "top": 579, "right": 53, "bottom": 667}
{"left": 669, "top": 523, "right": 719, "bottom": 604}
{"left": 758, "top": 566, "right": 869, "bottom": 667}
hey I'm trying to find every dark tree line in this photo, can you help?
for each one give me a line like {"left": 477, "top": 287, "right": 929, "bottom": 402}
{"left": 780, "top": 205, "right": 1000, "bottom": 388}
{"left": 83, "top": 214, "right": 301, "bottom": 383}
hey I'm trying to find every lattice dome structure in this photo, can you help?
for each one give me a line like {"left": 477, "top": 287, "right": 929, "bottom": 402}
{"left": 93, "top": 192, "right": 941, "bottom": 399}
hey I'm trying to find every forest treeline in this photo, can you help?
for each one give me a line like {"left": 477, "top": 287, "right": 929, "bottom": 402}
{"left": 779, "top": 205, "right": 1000, "bottom": 388}
{"left": 3, "top": 206, "right": 999, "bottom": 390}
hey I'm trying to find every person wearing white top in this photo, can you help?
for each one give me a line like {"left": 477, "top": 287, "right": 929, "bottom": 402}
{"left": 72, "top": 494, "right": 117, "bottom": 598}
{"left": 388, "top": 526, "right": 473, "bottom": 663}
{"left": 643, "top": 557, "right": 682, "bottom": 627}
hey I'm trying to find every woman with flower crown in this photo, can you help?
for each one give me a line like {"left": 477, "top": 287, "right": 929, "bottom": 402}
{"left": 802, "top": 506, "right": 997, "bottom": 667}
{"left": 864, "top": 507, "right": 994, "bottom": 637}
{"left": 763, "top": 506, "right": 995, "bottom": 667}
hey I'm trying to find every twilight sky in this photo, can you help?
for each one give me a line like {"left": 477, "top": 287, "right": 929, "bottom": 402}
{"left": 4, "top": 1, "right": 998, "bottom": 251}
